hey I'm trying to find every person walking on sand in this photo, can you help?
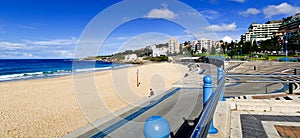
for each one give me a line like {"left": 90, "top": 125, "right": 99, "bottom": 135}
{"left": 148, "top": 88, "right": 154, "bottom": 97}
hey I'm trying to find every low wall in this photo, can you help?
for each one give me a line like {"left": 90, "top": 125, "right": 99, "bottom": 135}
{"left": 207, "top": 58, "right": 224, "bottom": 68}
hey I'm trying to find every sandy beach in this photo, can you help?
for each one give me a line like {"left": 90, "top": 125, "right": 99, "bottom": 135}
{"left": 0, "top": 62, "right": 188, "bottom": 137}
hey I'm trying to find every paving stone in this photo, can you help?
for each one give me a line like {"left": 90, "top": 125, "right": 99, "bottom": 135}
{"left": 275, "top": 125, "right": 300, "bottom": 137}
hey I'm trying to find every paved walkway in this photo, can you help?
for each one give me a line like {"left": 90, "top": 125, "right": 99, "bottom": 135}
{"left": 210, "top": 61, "right": 300, "bottom": 138}
{"left": 64, "top": 61, "right": 300, "bottom": 138}
{"left": 64, "top": 63, "right": 216, "bottom": 138}
{"left": 209, "top": 93, "right": 300, "bottom": 138}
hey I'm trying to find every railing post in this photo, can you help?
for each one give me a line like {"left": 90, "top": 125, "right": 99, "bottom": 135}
{"left": 289, "top": 83, "right": 293, "bottom": 94}
{"left": 203, "top": 75, "right": 218, "bottom": 134}
{"left": 217, "top": 67, "right": 226, "bottom": 101}
{"left": 144, "top": 116, "right": 170, "bottom": 138}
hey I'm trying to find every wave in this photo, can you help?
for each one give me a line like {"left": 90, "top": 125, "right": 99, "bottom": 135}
{"left": 0, "top": 70, "right": 72, "bottom": 82}
{"left": 75, "top": 67, "right": 112, "bottom": 72}
{"left": 74, "top": 64, "right": 132, "bottom": 72}
{"left": 0, "top": 64, "right": 132, "bottom": 82}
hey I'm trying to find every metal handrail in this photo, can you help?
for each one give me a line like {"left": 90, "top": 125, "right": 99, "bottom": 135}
{"left": 227, "top": 74, "right": 300, "bottom": 77}
{"left": 227, "top": 74, "right": 300, "bottom": 82}
{"left": 227, "top": 80, "right": 300, "bottom": 83}
{"left": 190, "top": 75, "right": 225, "bottom": 138}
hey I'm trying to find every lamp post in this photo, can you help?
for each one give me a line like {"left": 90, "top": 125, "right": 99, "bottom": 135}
{"left": 229, "top": 46, "right": 232, "bottom": 59}
{"left": 280, "top": 36, "right": 284, "bottom": 54}
{"left": 241, "top": 45, "right": 243, "bottom": 60}
{"left": 235, "top": 40, "right": 237, "bottom": 60}
{"left": 285, "top": 36, "right": 288, "bottom": 62}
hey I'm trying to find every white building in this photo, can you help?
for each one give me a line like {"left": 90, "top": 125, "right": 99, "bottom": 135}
{"left": 191, "top": 40, "right": 199, "bottom": 51}
{"left": 168, "top": 38, "right": 180, "bottom": 54}
{"left": 124, "top": 54, "right": 137, "bottom": 62}
{"left": 150, "top": 45, "right": 168, "bottom": 57}
{"left": 199, "top": 39, "right": 216, "bottom": 51}
{"left": 191, "top": 39, "right": 217, "bottom": 52}
{"left": 243, "top": 20, "right": 282, "bottom": 42}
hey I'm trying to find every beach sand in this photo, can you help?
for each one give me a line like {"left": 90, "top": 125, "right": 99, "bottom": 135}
{"left": 0, "top": 62, "right": 188, "bottom": 137}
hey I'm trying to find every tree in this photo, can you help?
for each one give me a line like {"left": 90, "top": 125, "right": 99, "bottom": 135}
{"left": 243, "top": 42, "right": 252, "bottom": 54}
{"left": 220, "top": 40, "right": 226, "bottom": 54}
{"left": 210, "top": 45, "right": 216, "bottom": 55}
{"left": 201, "top": 47, "right": 207, "bottom": 53}
{"left": 252, "top": 40, "right": 258, "bottom": 53}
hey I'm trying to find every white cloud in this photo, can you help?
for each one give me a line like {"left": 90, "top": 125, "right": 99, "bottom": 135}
{"left": 183, "top": 30, "right": 192, "bottom": 34}
{"left": 0, "top": 38, "right": 78, "bottom": 50}
{"left": 222, "top": 36, "right": 233, "bottom": 42}
{"left": 0, "top": 41, "right": 26, "bottom": 50}
{"left": 0, "top": 51, "right": 36, "bottom": 59}
{"left": 27, "top": 38, "right": 78, "bottom": 46}
{"left": 206, "top": 22, "right": 237, "bottom": 31}
{"left": 200, "top": 10, "right": 220, "bottom": 20}
{"left": 0, "top": 38, "right": 77, "bottom": 58}
{"left": 57, "top": 50, "right": 75, "bottom": 58}
{"left": 22, "top": 53, "right": 33, "bottom": 57}
{"left": 230, "top": 0, "right": 246, "bottom": 3}
{"left": 263, "top": 2, "right": 300, "bottom": 18}
{"left": 145, "top": 3, "right": 177, "bottom": 19}
{"left": 239, "top": 8, "right": 261, "bottom": 17}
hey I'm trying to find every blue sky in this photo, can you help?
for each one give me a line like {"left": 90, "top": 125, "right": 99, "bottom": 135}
{"left": 0, "top": 0, "right": 299, "bottom": 58}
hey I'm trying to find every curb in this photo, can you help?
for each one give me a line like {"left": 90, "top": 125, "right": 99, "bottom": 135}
{"left": 208, "top": 101, "right": 231, "bottom": 138}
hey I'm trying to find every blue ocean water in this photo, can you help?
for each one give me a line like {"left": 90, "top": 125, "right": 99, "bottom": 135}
{"left": 0, "top": 59, "right": 128, "bottom": 82}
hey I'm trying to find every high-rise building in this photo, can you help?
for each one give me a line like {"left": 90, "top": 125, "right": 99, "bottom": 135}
{"left": 242, "top": 20, "right": 282, "bottom": 42}
{"left": 240, "top": 34, "right": 246, "bottom": 43}
{"left": 278, "top": 13, "right": 300, "bottom": 47}
{"left": 279, "top": 13, "right": 300, "bottom": 31}
{"left": 168, "top": 38, "right": 180, "bottom": 54}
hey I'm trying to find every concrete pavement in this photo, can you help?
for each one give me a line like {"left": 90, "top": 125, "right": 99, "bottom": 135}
{"left": 208, "top": 93, "right": 300, "bottom": 138}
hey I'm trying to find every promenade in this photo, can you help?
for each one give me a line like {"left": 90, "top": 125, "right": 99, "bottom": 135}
{"left": 210, "top": 92, "right": 300, "bottom": 138}
{"left": 64, "top": 61, "right": 300, "bottom": 138}
{"left": 64, "top": 63, "right": 214, "bottom": 138}
{"left": 209, "top": 61, "right": 300, "bottom": 138}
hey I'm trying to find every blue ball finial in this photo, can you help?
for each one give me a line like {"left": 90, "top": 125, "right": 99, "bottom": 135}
{"left": 203, "top": 75, "right": 212, "bottom": 83}
{"left": 144, "top": 116, "right": 170, "bottom": 138}
{"left": 217, "top": 67, "right": 223, "bottom": 72}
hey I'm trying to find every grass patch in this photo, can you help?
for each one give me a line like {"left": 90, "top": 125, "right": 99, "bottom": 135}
{"left": 267, "top": 55, "right": 294, "bottom": 61}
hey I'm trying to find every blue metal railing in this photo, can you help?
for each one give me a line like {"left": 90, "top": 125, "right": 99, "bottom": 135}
{"left": 143, "top": 67, "right": 225, "bottom": 138}
{"left": 144, "top": 59, "right": 226, "bottom": 138}
{"left": 190, "top": 71, "right": 225, "bottom": 138}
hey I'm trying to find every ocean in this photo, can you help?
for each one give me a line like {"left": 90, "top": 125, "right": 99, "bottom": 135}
{"left": 0, "top": 59, "right": 129, "bottom": 82}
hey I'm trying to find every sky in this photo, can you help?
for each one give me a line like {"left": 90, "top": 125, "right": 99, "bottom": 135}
{"left": 0, "top": 0, "right": 299, "bottom": 59}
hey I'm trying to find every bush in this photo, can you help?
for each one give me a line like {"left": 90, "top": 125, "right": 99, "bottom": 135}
{"left": 148, "top": 55, "right": 169, "bottom": 62}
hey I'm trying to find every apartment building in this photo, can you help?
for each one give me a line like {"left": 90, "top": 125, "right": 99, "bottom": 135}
{"left": 243, "top": 20, "right": 282, "bottom": 42}
{"left": 168, "top": 38, "right": 180, "bottom": 54}
{"left": 279, "top": 13, "right": 300, "bottom": 31}
{"left": 149, "top": 45, "right": 168, "bottom": 57}
{"left": 278, "top": 13, "right": 300, "bottom": 47}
